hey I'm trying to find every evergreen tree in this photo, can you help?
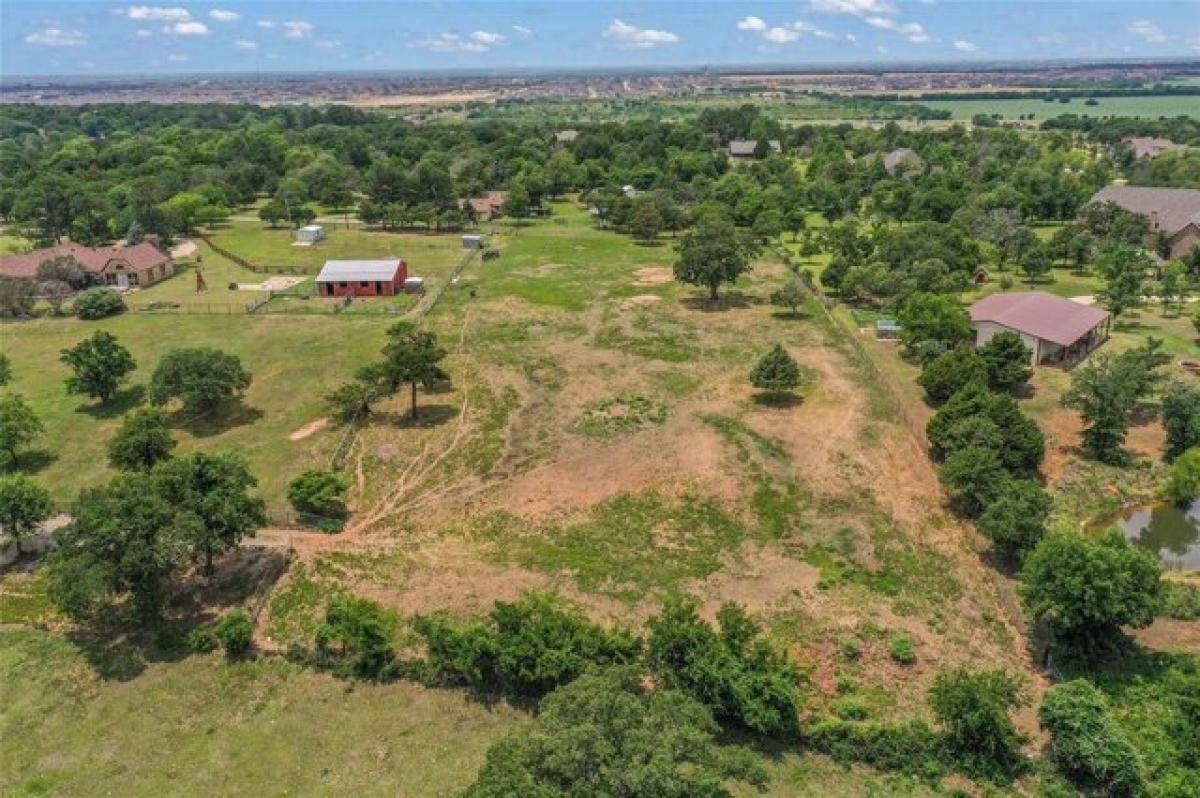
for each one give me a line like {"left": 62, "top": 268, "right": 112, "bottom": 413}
{"left": 750, "top": 344, "right": 803, "bottom": 395}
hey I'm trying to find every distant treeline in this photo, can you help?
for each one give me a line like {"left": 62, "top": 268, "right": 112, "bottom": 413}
{"left": 1042, "top": 114, "right": 1200, "bottom": 146}
{"left": 862, "top": 84, "right": 1200, "bottom": 103}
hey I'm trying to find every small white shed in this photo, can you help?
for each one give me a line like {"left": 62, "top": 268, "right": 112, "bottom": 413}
{"left": 462, "top": 234, "right": 483, "bottom": 250}
{"left": 295, "top": 225, "right": 326, "bottom": 243}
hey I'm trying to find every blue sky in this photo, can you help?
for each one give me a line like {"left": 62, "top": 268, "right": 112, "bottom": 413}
{"left": 3, "top": 2, "right": 1198, "bottom": 76}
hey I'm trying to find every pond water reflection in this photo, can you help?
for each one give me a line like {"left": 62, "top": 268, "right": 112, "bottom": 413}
{"left": 1115, "top": 501, "right": 1200, "bottom": 572}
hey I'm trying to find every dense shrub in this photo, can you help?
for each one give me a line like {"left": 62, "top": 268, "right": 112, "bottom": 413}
{"left": 287, "top": 469, "right": 349, "bottom": 518}
{"left": 804, "top": 718, "right": 944, "bottom": 778}
{"left": 939, "top": 444, "right": 1010, "bottom": 517}
{"left": 1161, "top": 581, "right": 1200, "bottom": 621}
{"left": 888, "top": 633, "right": 917, "bottom": 665}
{"left": 930, "top": 668, "right": 1026, "bottom": 780}
{"left": 415, "top": 592, "right": 640, "bottom": 696}
{"left": 149, "top": 347, "right": 252, "bottom": 415}
{"left": 976, "top": 479, "right": 1052, "bottom": 558}
{"left": 216, "top": 607, "right": 254, "bottom": 658}
{"left": 1164, "top": 448, "right": 1200, "bottom": 505}
{"left": 314, "top": 594, "right": 398, "bottom": 680}
{"left": 927, "top": 381, "right": 1044, "bottom": 474}
{"left": 978, "top": 331, "right": 1032, "bottom": 392}
{"left": 465, "top": 669, "right": 766, "bottom": 797}
{"left": 1040, "top": 680, "right": 1144, "bottom": 796}
{"left": 72, "top": 287, "right": 126, "bottom": 320}
{"left": 918, "top": 346, "right": 987, "bottom": 406}
{"left": 647, "top": 598, "right": 800, "bottom": 737}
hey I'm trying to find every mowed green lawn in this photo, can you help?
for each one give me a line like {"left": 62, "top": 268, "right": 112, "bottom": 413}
{"left": 2, "top": 312, "right": 394, "bottom": 512}
{"left": 0, "top": 629, "right": 525, "bottom": 798}
{"left": 913, "top": 94, "right": 1200, "bottom": 120}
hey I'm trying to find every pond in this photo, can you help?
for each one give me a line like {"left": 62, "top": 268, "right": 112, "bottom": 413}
{"left": 1113, "top": 500, "right": 1200, "bottom": 572}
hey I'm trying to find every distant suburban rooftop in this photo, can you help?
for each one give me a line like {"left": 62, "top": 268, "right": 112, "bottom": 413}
{"left": 970, "top": 291, "right": 1109, "bottom": 347}
{"left": 298, "top": 225, "right": 323, "bottom": 232}
{"left": 555, "top": 129, "right": 578, "bottom": 143}
{"left": 1090, "top": 185, "right": 1200, "bottom": 236}
{"left": 883, "top": 147, "right": 924, "bottom": 174}
{"left": 1123, "top": 136, "right": 1180, "bottom": 159}
{"left": 0, "top": 241, "right": 170, "bottom": 280}
{"left": 728, "top": 139, "right": 781, "bottom": 156}
{"left": 316, "top": 259, "right": 404, "bottom": 281}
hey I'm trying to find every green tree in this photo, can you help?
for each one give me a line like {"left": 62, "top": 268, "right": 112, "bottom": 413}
{"left": 976, "top": 479, "right": 1051, "bottom": 559}
{"left": 0, "top": 474, "right": 52, "bottom": 547}
{"left": 897, "top": 292, "right": 973, "bottom": 354}
{"left": 149, "top": 347, "right": 252, "bottom": 416}
{"left": 152, "top": 452, "right": 266, "bottom": 573}
{"left": 215, "top": 607, "right": 254, "bottom": 659}
{"left": 1039, "top": 680, "right": 1144, "bottom": 796}
{"left": 1021, "top": 530, "right": 1161, "bottom": 652}
{"left": 1164, "top": 448, "right": 1200, "bottom": 505}
{"left": 1096, "top": 245, "right": 1150, "bottom": 319}
{"left": 60, "top": 331, "right": 136, "bottom": 403}
{"left": 258, "top": 200, "right": 288, "bottom": 228}
{"left": 325, "top": 377, "right": 387, "bottom": 423}
{"left": 939, "top": 444, "right": 1009, "bottom": 518}
{"left": 72, "top": 287, "right": 126, "bottom": 320}
{"left": 749, "top": 344, "right": 803, "bottom": 396}
{"left": 0, "top": 393, "right": 42, "bottom": 466}
{"left": 1062, "top": 340, "right": 1169, "bottom": 464}
{"left": 107, "top": 407, "right": 176, "bottom": 472}
{"left": 369, "top": 321, "right": 450, "bottom": 419}
{"left": 1161, "top": 380, "right": 1200, "bottom": 462}
{"left": 0, "top": 277, "right": 38, "bottom": 318}
{"left": 978, "top": 331, "right": 1032, "bottom": 392}
{"left": 630, "top": 199, "right": 664, "bottom": 243}
{"left": 501, "top": 185, "right": 531, "bottom": 221}
{"left": 465, "top": 669, "right": 766, "bottom": 798}
{"left": 770, "top": 281, "right": 806, "bottom": 318}
{"left": 288, "top": 469, "right": 349, "bottom": 518}
{"left": 674, "top": 218, "right": 755, "bottom": 301}
{"left": 36, "top": 255, "right": 88, "bottom": 290}
{"left": 919, "top": 347, "right": 988, "bottom": 406}
{"left": 930, "top": 668, "right": 1026, "bottom": 780}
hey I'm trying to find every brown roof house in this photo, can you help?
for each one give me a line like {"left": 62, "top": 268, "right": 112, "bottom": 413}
{"left": 461, "top": 191, "right": 508, "bottom": 220}
{"left": 729, "top": 139, "right": 782, "bottom": 158}
{"left": 970, "top": 291, "right": 1110, "bottom": 366}
{"left": 0, "top": 241, "right": 173, "bottom": 289}
{"left": 1123, "top": 137, "right": 1182, "bottom": 159}
{"left": 1090, "top": 185, "right": 1200, "bottom": 260}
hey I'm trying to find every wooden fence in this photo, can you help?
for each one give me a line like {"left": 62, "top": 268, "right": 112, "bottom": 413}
{"left": 197, "top": 232, "right": 312, "bottom": 275}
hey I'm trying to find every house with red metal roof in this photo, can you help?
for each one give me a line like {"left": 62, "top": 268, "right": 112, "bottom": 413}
{"left": 970, "top": 291, "right": 1111, "bottom": 366}
{"left": 0, "top": 241, "right": 173, "bottom": 288}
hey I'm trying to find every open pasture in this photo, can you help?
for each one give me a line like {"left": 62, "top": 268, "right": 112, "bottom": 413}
{"left": 911, "top": 94, "right": 1200, "bottom": 120}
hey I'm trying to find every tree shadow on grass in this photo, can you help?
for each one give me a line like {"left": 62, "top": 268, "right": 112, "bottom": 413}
{"left": 380, "top": 403, "right": 459, "bottom": 429}
{"left": 679, "top": 292, "right": 755, "bottom": 312}
{"left": 76, "top": 384, "right": 146, "bottom": 420}
{"left": 9, "top": 449, "right": 58, "bottom": 475}
{"left": 769, "top": 309, "right": 810, "bottom": 322}
{"left": 752, "top": 392, "right": 803, "bottom": 409}
{"left": 171, "top": 402, "right": 264, "bottom": 438}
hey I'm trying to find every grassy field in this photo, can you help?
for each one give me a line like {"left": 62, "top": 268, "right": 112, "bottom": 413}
{"left": 911, "top": 94, "right": 1200, "bottom": 120}
{"left": 3, "top": 199, "right": 1194, "bottom": 795}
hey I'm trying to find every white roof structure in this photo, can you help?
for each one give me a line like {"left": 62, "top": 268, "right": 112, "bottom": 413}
{"left": 316, "top": 259, "right": 403, "bottom": 281}
{"left": 298, "top": 225, "right": 324, "bottom": 233}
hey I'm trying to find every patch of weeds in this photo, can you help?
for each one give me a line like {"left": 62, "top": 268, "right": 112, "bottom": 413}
{"left": 752, "top": 476, "right": 806, "bottom": 539}
{"left": 888, "top": 633, "right": 917, "bottom": 665}
{"left": 701, "top": 413, "right": 790, "bottom": 463}
{"left": 465, "top": 384, "right": 521, "bottom": 475}
{"left": 480, "top": 492, "right": 755, "bottom": 603}
{"left": 836, "top": 673, "right": 858, "bottom": 694}
{"left": 834, "top": 696, "right": 871, "bottom": 720}
{"left": 842, "top": 638, "right": 863, "bottom": 661}
{"left": 1161, "top": 581, "right": 1200, "bottom": 621}
{"left": 0, "top": 572, "right": 58, "bottom": 626}
{"left": 575, "top": 395, "right": 668, "bottom": 438}
{"left": 594, "top": 319, "right": 699, "bottom": 362}
{"left": 266, "top": 562, "right": 339, "bottom": 646}
{"left": 651, "top": 368, "right": 701, "bottom": 398}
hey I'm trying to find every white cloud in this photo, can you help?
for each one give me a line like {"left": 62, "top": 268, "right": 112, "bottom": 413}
{"left": 210, "top": 10, "right": 241, "bottom": 23}
{"left": 512, "top": 24, "right": 532, "bottom": 35}
{"left": 315, "top": 39, "right": 341, "bottom": 49}
{"left": 163, "top": 21, "right": 210, "bottom": 36}
{"left": 419, "top": 33, "right": 486, "bottom": 53}
{"left": 953, "top": 39, "right": 977, "bottom": 52}
{"left": 235, "top": 39, "right": 258, "bottom": 50}
{"left": 810, "top": 0, "right": 897, "bottom": 16}
{"left": 122, "top": 6, "right": 191, "bottom": 22}
{"left": 602, "top": 19, "right": 679, "bottom": 49}
{"left": 1127, "top": 20, "right": 1167, "bottom": 44}
{"left": 24, "top": 27, "right": 87, "bottom": 47}
{"left": 846, "top": 33, "right": 858, "bottom": 42}
{"left": 865, "top": 16, "right": 929, "bottom": 43}
{"left": 283, "top": 20, "right": 314, "bottom": 39}
{"left": 470, "top": 31, "right": 505, "bottom": 45}
{"left": 738, "top": 17, "right": 831, "bottom": 45}
{"left": 136, "top": 28, "right": 152, "bottom": 38}
{"left": 257, "top": 20, "right": 276, "bottom": 29}
{"left": 1188, "top": 33, "right": 1200, "bottom": 51}
{"left": 1036, "top": 33, "right": 1066, "bottom": 45}
{"left": 167, "top": 53, "right": 187, "bottom": 61}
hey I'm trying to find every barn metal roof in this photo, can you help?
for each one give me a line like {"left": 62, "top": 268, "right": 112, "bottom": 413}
{"left": 316, "top": 259, "right": 403, "bottom": 281}
{"left": 970, "top": 291, "right": 1109, "bottom": 347}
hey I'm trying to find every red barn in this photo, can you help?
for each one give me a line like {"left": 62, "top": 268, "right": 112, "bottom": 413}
{"left": 315, "top": 259, "right": 407, "bottom": 298}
